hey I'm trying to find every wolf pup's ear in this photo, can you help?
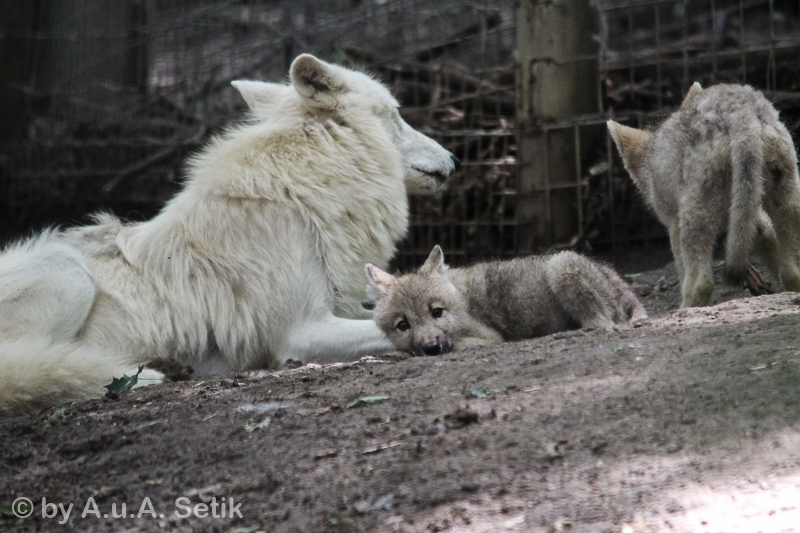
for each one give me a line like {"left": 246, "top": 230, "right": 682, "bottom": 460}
{"left": 290, "top": 54, "right": 345, "bottom": 109}
{"left": 366, "top": 264, "right": 397, "bottom": 297}
{"left": 231, "top": 80, "right": 286, "bottom": 112}
{"left": 681, "top": 81, "right": 703, "bottom": 109}
{"left": 607, "top": 120, "right": 652, "bottom": 182}
{"left": 419, "top": 245, "right": 448, "bottom": 277}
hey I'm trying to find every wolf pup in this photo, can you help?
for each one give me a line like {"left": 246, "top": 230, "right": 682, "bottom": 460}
{"left": 366, "top": 246, "right": 646, "bottom": 355}
{"left": 608, "top": 82, "right": 800, "bottom": 308}
{"left": 0, "top": 54, "right": 458, "bottom": 413}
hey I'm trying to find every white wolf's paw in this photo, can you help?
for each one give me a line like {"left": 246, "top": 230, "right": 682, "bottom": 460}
{"left": 143, "top": 358, "right": 194, "bottom": 383}
{"left": 131, "top": 367, "right": 168, "bottom": 388}
{"left": 120, "top": 358, "right": 195, "bottom": 389}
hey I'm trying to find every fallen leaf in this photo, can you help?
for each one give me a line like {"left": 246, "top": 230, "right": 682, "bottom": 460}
{"left": 503, "top": 514, "right": 526, "bottom": 528}
{"left": 183, "top": 484, "right": 221, "bottom": 497}
{"left": 354, "top": 493, "right": 395, "bottom": 513}
{"left": 245, "top": 416, "right": 272, "bottom": 432}
{"left": 313, "top": 449, "right": 339, "bottom": 460}
{"left": 544, "top": 440, "right": 569, "bottom": 459}
{"left": 345, "top": 395, "right": 391, "bottom": 409}
{"left": 45, "top": 407, "right": 67, "bottom": 427}
{"left": 362, "top": 441, "right": 402, "bottom": 454}
{"left": 104, "top": 365, "right": 144, "bottom": 393}
{"left": 550, "top": 516, "right": 572, "bottom": 531}
{"left": 470, "top": 387, "right": 488, "bottom": 398}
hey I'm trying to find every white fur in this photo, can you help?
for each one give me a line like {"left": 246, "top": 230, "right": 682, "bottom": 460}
{"left": 0, "top": 54, "right": 456, "bottom": 413}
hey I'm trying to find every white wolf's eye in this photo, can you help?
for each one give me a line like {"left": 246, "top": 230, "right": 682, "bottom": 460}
{"left": 396, "top": 318, "right": 410, "bottom": 332}
{"left": 431, "top": 307, "right": 444, "bottom": 319}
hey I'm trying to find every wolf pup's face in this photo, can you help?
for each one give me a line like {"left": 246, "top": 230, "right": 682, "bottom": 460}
{"left": 232, "top": 54, "right": 458, "bottom": 194}
{"left": 366, "top": 246, "right": 463, "bottom": 356}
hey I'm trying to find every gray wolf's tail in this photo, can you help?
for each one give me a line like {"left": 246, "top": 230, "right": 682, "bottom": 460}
{"left": 722, "top": 123, "right": 766, "bottom": 286}
{"left": 0, "top": 338, "right": 130, "bottom": 414}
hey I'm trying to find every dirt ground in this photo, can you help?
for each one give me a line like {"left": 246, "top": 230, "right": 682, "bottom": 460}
{"left": 2, "top": 253, "right": 800, "bottom": 533}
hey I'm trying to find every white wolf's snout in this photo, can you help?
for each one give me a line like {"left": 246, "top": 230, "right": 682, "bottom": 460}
{"left": 398, "top": 120, "right": 459, "bottom": 194}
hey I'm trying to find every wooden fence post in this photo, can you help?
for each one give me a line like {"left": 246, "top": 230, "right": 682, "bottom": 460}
{"left": 516, "top": 0, "right": 598, "bottom": 251}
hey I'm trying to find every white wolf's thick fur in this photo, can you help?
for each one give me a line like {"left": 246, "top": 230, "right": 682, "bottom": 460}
{"left": 0, "top": 54, "right": 456, "bottom": 413}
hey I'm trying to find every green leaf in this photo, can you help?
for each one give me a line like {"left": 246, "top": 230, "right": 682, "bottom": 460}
{"left": 105, "top": 365, "right": 145, "bottom": 393}
{"left": 0, "top": 502, "right": 15, "bottom": 516}
{"left": 45, "top": 407, "right": 67, "bottom": 427}
{"left": 470, "top": 387, "right": 488, "bottom": 398}
{"left": 470, "top": 386, "right": 508, "bottom": 398}
{"left": 345, "top": 395, "right": 390, "bottom": 409}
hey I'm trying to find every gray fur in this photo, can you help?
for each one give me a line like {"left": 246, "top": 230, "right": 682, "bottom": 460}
{"left": 366, "top": 246, "right": 646, "bottom": 356}
{"left": 608, "top": 83, "right": 800, "bottom": 307}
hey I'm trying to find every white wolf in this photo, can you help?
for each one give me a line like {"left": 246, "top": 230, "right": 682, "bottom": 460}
{"left": 0, "top": 54, "right": 458, "bottom": 413}
{"left": 608, "top": 82, "right": 800, "bottom": 307}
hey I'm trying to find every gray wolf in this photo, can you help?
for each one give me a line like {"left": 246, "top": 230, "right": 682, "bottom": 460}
{"left": 608, "top": 82, "right": 800, "bottom": 308}
{"left": 0, "top": 54, "right": 458, "bottom": 413}
{"left": 366, "top": 246, "right": 646, "bottom": 356}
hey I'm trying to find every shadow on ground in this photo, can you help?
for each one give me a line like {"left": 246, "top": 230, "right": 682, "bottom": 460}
{"left": 2, "top": 263, "right": 800, "bottom": 533}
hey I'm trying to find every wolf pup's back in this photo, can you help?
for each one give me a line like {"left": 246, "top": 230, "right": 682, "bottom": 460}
{"left": 366, "top": 246, "right": 645, "bottom": 355}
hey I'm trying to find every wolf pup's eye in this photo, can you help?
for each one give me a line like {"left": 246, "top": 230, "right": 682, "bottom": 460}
{"left": 396, "top": 318, "right": 410, "bottom": 332}
{"left": 430, "top": 307, "right": 444, "bottom": 319}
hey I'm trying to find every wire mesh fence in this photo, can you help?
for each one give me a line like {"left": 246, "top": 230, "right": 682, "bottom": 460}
{"left": 0, "top": 0, "right": 517, "bottom": 270}
{"left": 2, "top": 0, "right": 800, "bottom": 267}
{"left": 592, "top": 0, "right": 800, "bottom": 250}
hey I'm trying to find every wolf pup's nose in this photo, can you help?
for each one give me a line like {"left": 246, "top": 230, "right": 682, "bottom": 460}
{"left": 449, "top": 153, "right": 461, "bottom": 170}
{"left": 422, "top": 342, "right": 442, "bottom": 356}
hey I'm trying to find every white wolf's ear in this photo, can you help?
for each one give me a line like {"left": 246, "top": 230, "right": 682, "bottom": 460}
{"left": 419, "top": 245, "right": 448, "bottom": 277}
{"left": 366, "top": 264, "right": 397, "bottom": 297}
{"left": 231, "top": 80, "right": 286, "bottom": 111}
{"left": 681, "top": 81, "right": 703, "bottom": 109}
{"left": 290, "top": 54, "right": 345, "bottom": 109}
{"left": 607, "top": 120, "right": 652, "bottom": 181}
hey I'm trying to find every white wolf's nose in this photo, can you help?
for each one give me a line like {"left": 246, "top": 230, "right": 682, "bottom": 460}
{"left": 450, "top": 153, "right": 461, "bottom": 171}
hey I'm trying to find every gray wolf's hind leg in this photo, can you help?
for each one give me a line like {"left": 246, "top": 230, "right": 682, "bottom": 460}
{"left": 678, "top": 213, "right": 716, "bottom": 307}
{"left": 750, "top": 210, "right": 780, "bottom": 294}
{"left": 763, "top": 154, "right": 800, "bottom": 292}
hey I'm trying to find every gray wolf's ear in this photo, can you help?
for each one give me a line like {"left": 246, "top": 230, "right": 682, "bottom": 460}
{"left": 420, "top": 245, "right": 448, "bottom": 277}
{"left": 231, "top": 80, "right": 285, "bottom": 111}
{"left": 681, "top": 81, "right": 703, "bottom": 109}
{"left": 607, "top": 120, "right": 651, "bottom": 182}
{"left": 366, "top": 264, "right": 397, "bottom": 297}
{"left": 290, "top": 54, "right": 344, "bottom": 108}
